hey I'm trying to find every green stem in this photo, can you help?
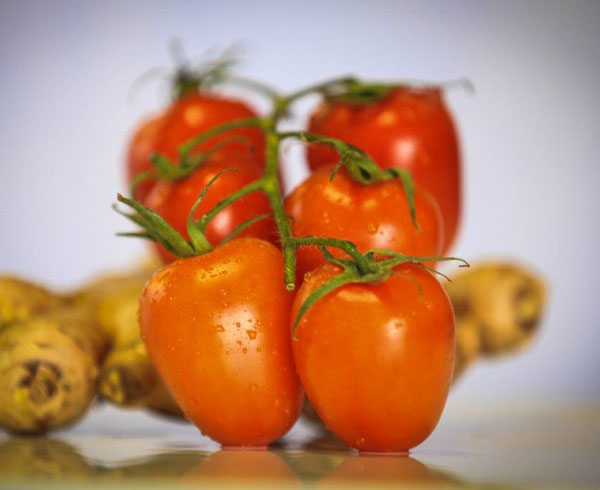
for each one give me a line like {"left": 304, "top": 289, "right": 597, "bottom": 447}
{"left": 224, "top": 75, "right": 281, "bottom": 100}
{"left": 178, "top": 117, "right": 265, "bottom": 162}
{"left": 196, "top": 179, "right": 264, "bottom": 231}
{"left": 271, "top": 76, "right": 357, "bottom": 122}
{"left": 260, "top": 125, "right": 297, "bottom": 288}
{"left": 291, "top": 237, "right": 372, "bottom": 275}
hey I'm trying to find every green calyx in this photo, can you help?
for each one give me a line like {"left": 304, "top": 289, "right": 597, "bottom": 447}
{"left": 170, "top": 47, "right": 238, "bottom": 101}
{"left": 116, "top": 168, "right": 268, "bottom": 258}
{"left": 291, "top": 249, "right": 469, "bottom": 339}
{"left": 129, "top": 134, "right": 257, "bottom": 198}
{"left": 280, "top": 131, "right": 419, "bottom": 229}
{"left": 316, "top": 77, "right": 475, "bottom": 105}
{"left": 322, "top": 80, "right": 391, "bottom": 105}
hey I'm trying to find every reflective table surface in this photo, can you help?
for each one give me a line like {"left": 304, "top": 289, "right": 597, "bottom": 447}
{"left": 0, "top": 399, "right": 598, "bottom": 489}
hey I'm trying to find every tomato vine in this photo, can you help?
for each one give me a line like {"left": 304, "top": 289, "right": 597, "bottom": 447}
{"left": 116, "top": 75, "right": 468, "bottom": 327}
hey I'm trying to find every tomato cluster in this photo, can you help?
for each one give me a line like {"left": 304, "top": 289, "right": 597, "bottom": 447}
{"left": 121, "top": 70, "right": 462, "bottom": 453}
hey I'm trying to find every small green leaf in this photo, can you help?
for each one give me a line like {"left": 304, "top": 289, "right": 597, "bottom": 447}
{"left": 292, "top": 267, "right": 359, "bottom": 339}
{"left": 116, "top": 194, "right": 194, "bottom": 257}
{"left": 220, "top": 213, "right": 270, "bottom": 245}
{"left": 116, "top": 231, "right": 154, "bottom": 240}
{"left": 392, "top": 168, "right": 419, "bottom": 230}
{"left": 150, "top": 153, "right": 177, "bottom": 175}
{"left": 128, "top": 170, "right": 158, "bottom": 198}
{"left": 185, "top": 168, "right": 239, "bottom": 253}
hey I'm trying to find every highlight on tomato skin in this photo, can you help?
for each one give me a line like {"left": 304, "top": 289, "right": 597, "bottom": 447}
{"left": 291, "top": 262, "right": 455, "bottom": 453}
{"left": 126, "top": 92, "right": 265, "bottom": 201}
{"left": 307, "top": 86, "right": 461, "bottom": 253}
{"left": 139, "top": 238, "right": 303, "bottom": 447}
{"left": 143, "top": 151, "right": 276, "bottom": 264}
{"left": 285, "top": 164, "right": 444, "bottom": 282}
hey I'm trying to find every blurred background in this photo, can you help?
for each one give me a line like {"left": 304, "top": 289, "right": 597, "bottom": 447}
{"left": 0, "top": 0, "right": 598, "bottom": 418}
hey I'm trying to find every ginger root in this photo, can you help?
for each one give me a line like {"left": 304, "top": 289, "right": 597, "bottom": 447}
{"left": 0, "top": 276, "right": 63, "bottom": 325}
{"left": 0, "top": 308, "right": 108, "bottom": 433}
{"left": 445, "top": 261, "right": 546, "bottom": 380}
{"left": 100, "top": 339, "right": 183, "bottom": 418}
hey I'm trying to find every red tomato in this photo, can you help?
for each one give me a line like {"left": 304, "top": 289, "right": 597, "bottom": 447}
{"left": 126, "top": 92, "right": 265, "bottom": 201}
{"left": 144, "top": 151, "right": 275, "bottom": 264}
{"left": 140, "top": 238, "right": 302, "bottom": 447}
{"left": 308, "top": 87, "right": 461, "bottom": 253}
{"left": 285, "top": 165, "right": 443, "bottom": 282}
{"left": 292, "top": 262, "right": 455, "bottom": 452}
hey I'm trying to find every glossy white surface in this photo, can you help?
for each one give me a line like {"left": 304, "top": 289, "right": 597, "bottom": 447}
{"left": 0, "top": 400, "right": 598, "bottom": 489}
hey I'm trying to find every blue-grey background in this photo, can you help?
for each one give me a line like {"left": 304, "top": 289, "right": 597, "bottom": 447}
{"left": 0, "top": 0, "right": 598, "bottom": 410}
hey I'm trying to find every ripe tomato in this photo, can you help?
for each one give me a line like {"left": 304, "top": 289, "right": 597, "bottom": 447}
{"left": 140, "top": 238, "right": 302, "bottom": 447}
{"left": 126, "top": 92, "right": 265, "bottom": 201}
{"left": 285, "top": 165, "right": 443, "bottom": 282}
{"left": 144, "top": 151, "right": 275, "bottom": 264}
{"left": 292, "top": 262, "right": 455, "bottom": 452}
{"left": 308, "top": 87, "right": 461, "bottom": 253}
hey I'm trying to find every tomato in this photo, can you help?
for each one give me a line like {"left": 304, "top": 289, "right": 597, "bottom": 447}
{"left": 139, "top": 238, "right": 302, "bottom": 447}
{"left": 126, "top": 92, "right": 265, "bottom": 201}
{"left": 285, "top": 165, "right": 443, "bottom": 282}
{"left": 126, "top": 115, "right": 165, "bottom": 201}
{"left": 144, "top": 151, "right": 275, "bottom": 264}
{"left": 291, "top": 262, "right": 455, "bottom": 452}
{"left": 308, "top": 87, "right": 461, "bottom": 253}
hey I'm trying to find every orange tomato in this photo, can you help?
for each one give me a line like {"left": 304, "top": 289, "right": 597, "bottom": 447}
{"left": 285, "top": 165, "right": 443, "bottom": 282}
{"left": 292, "top": 262, "right": 455, "bottom": 453}
{"left": 140, "top": 238, "right": 302, "bottom": 447}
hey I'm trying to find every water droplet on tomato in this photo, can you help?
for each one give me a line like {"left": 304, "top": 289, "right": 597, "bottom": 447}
{"left": 367, "top": 222, "right": 378, "bottom": 234}
{"left": 246, "top": 330, "right": 257, "bottom": 340}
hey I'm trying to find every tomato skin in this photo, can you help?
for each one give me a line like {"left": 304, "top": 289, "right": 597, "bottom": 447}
{"left": 126, "top": 115, "right": 165, "bottom": 201}
{"left": 285, "top": 165, "right": 443, "bottom": 282}
{"left": 292, "top": 263, "right": 454, "bottom": 453}
{"left": 144, "top": 152, "right": 275, "bottom": 264}
{"left": 126, "top": 92, "right": 265, "bottom": 201}
{"left": 155, "top": 93, "right": 265, "bottom": 163}
{"left": 139, "top": 238, "right": 302, "bottom": 447}
{"left": 308, "top": 87, "right": 461, "bottom": 253}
